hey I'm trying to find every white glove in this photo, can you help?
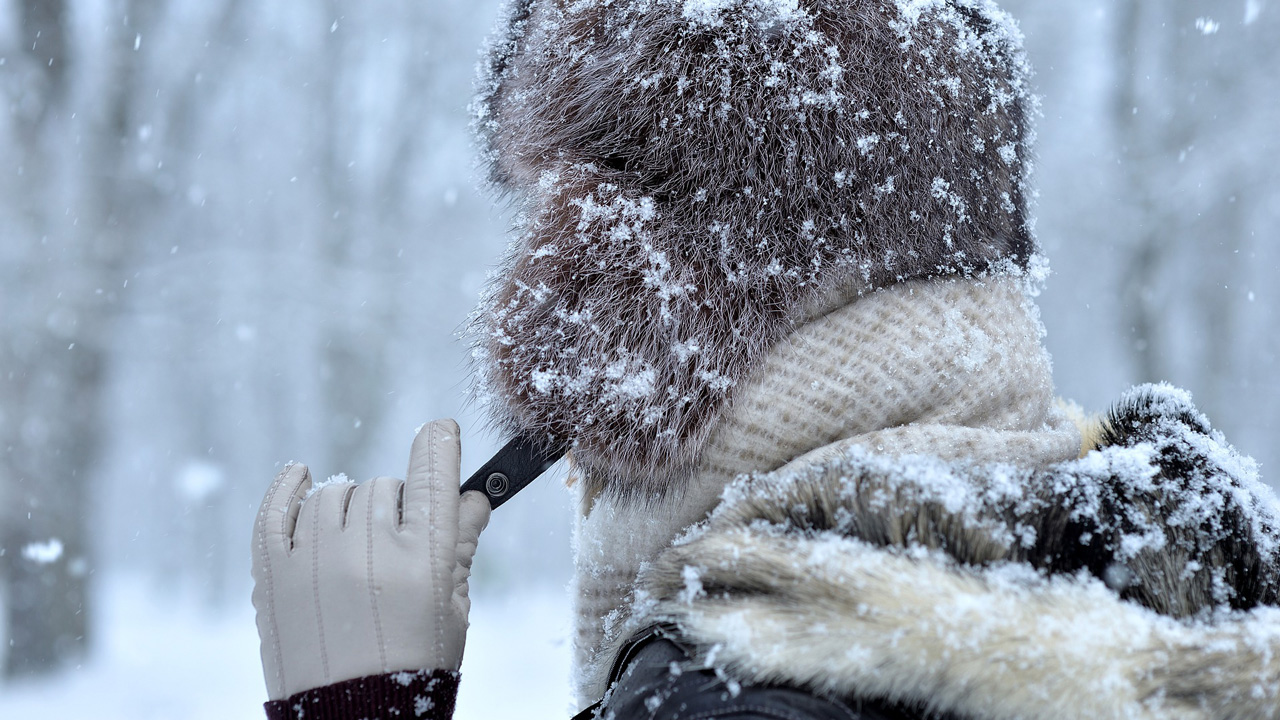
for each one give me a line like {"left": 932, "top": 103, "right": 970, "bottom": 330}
{"left": 251, "top": 419, "right": 492, "bottom": 701}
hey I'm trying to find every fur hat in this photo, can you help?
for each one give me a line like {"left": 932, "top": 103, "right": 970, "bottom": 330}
{"left": 470, "top": 0, "right": 1039, "bottom": 496}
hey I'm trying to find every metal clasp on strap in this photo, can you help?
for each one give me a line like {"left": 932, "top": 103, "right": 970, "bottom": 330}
{"left": 459, "top": 435, "right": 566, "bottom": 510}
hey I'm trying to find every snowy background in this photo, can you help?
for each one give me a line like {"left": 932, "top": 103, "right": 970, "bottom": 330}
{"left": 0, "top": 0, "right": 1278, "bottom": 717}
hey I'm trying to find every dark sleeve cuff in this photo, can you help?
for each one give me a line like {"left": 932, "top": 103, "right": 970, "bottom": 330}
{"left": 264, "top": 669, "right": 459, "bottom": 720}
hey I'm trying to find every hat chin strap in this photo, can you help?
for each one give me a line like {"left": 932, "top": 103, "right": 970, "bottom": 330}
{"left": 459, "top": 436, "right": 566, "bottom": 510}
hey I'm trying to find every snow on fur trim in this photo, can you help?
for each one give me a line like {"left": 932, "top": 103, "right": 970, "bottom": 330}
{"left": 469, "top": 0, "right": 1041, "bottom": 495}
{"left": 626, "top": 384, "right": 1280, "bottom": 717}
{"left": 653, "top": 536, "right": 1280, "bottom": 720}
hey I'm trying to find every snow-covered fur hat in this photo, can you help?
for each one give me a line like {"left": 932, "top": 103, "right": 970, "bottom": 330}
{"left": 470, "top": 0, "right": 1038, "bottom": 497}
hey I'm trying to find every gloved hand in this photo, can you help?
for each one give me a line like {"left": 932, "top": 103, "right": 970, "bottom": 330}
{"left": 251, "top": 419, "right": 491, "bottom": 701}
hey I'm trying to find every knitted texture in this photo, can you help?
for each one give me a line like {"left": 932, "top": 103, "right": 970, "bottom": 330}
{"left": 263, "top": 669, "right": 458, "bottom": 720}
{"left": 570, "top": 276, "right": 1081, "bottom": 704}
{"left": 470, "top": 0, "right": 1041, "bottom": 497}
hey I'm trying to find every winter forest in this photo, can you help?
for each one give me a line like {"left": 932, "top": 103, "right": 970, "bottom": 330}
{"left": 0, "top": 0, "right": 1278, "bottom": 717}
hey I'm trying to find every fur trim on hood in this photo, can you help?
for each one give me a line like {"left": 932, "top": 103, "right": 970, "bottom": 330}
{"left": 469, "top": 0, "right": 1041, "bottom": 496}
{"left": 623, "top": 384, "right": 1280, "bottom": 719}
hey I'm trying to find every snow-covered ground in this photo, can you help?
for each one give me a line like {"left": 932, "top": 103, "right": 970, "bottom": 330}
{"left": 0, "top": 574, "right": 573, "bottom": 719}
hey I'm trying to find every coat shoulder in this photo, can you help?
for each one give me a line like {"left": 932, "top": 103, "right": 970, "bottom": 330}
{"left": 620, "top": 383, "right": 1280, "bottom": 719}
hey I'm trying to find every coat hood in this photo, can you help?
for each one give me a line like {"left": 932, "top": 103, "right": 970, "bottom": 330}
{"left": 469, "top": 0, "right": 1041, "bottom": 495}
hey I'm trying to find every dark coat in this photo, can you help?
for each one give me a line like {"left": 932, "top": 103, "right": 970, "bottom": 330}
{"left": 592, "top": 384, "right": 1280, "bottom": 720}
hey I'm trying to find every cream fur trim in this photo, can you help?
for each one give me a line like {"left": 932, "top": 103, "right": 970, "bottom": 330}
{"left": 621, "top": 394, "right": 1280, "bottom": 720}
{"left": 1056, "top": 397, "right": 1107, "bottom": 457}
{"left": 655, "top": 530, "right": 1280, "bottom": 720}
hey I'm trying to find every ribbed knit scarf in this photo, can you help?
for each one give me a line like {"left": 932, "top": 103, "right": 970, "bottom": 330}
{"left": 569, "top": 276, "right": 1083, "bottom": 704}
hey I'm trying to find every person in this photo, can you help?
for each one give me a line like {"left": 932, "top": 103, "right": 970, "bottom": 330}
{"left": 252, "top": 1, "right": 1280, "bottom": 718}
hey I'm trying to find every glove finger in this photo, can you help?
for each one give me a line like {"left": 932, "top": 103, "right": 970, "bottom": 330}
{"left": 456, "top": 490, "right": 491, "bottom": 567}
{"left": 279, "top": 484, "right": 336, "bottom": 691}
{"left": 254, "top": 463, "right": 313, "bottom": 556}
{"left": 452, "top": 491, "right": 491, "bottom": 618}
{"left": 403, "top": 420, "right": 463, "bottom": 664}
{"left": 403, "top": 419, "right": 462, "bottom": 532}
{"left": 362, "top": 476, "right": 405, "bottom": 532}
{"left": 292, "top": 480, "right": 358, "bottom": 550}
{"left": 313, "top": 477, "right": 388, "bottom": 683}
{"left": 252, "top": 463, "right": 313, "bottom": 702}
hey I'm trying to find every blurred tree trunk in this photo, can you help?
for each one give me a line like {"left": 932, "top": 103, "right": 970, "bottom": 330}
{"left": 1113, "top": 0, "right": 1176, "bottom": 387}
{"left": 317, "top": 3, "right": 384, "bottom": 474}
{"left": 0, "top": 0, "right": 164, "bottom": 677}
{"left": 1111, "top": 0, "right": 1258, "bottom": 426}
{"left": 143, "top": 0, "right": 246, "bottom": 608}
{"left": 0, "top": 0, "right": 95, "bottom": 678}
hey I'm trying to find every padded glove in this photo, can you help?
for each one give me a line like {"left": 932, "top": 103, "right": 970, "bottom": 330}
{"left": 251, "top": 418, "right": 491, "bottom": 701}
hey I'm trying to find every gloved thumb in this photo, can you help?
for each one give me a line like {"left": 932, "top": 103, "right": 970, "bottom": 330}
{"left": 457, "top": 490, "right": 491, "bottom": 555}
{"left": 452, "top": 490, "right": 491, "bottom": 614}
